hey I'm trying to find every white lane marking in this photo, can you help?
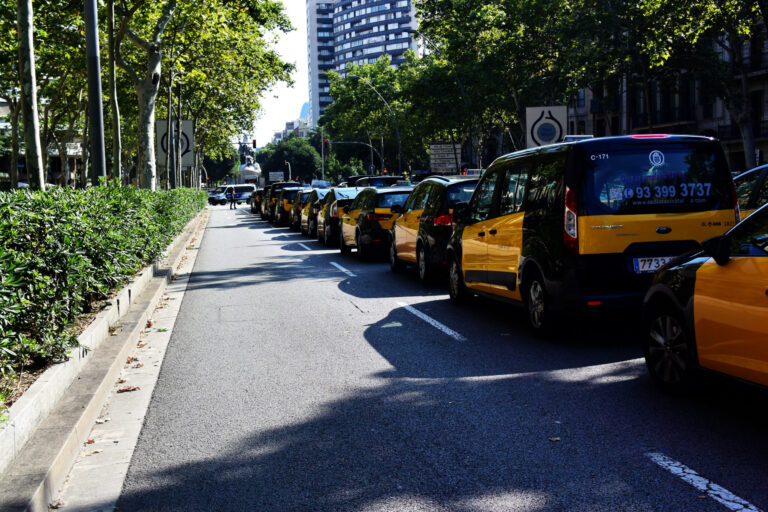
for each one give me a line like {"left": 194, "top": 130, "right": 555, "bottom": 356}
{"left": 298, "top": 243, "right": 312, "bottom": 251}
{"left": 397, "top": 302, "right": 467, "bottom": 342}
{"left": 646, "top": 452, "right": 763, "bottom": 512}
{"left": 330, "top": 261, "right": 356, "bottom": 277}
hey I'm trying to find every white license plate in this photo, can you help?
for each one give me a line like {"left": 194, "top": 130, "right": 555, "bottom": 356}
{"left": 633, "top": 257, "right": 674, "bottom": 273}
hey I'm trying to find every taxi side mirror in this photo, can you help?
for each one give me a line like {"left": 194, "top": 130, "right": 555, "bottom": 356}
{"left": 702, "top": 235, "right": 731, "bottom": 266}
{"left": 453, "top": 202, "right": 470, "bottom": 224}
{"left": 342, "top": 205, "right": 350, "bottom": 214}
{"left": 390, "top": 204, "right": 403, "bottom": 214}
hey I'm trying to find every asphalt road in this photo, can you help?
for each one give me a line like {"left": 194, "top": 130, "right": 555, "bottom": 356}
{"left": 116, "top": 205, "right": 768, "bottom": 512}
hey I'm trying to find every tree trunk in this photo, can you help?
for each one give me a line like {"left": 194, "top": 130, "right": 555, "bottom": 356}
{"left": 166, "top": 76, "right": 174, "bottom": 189}
{"left": 175, "top": 80, "right": 182, "bottom": 186}
{"left": 136, "top": 72, "right": 159, "bottom": 190}
{"left": 42, "top": 106, "right": 50, "bottom": 183}
{"left": 10, "top": 101, "right": 19, "bottom": 187}
{"left": 17, "top": 0, "right": 45, "bottom": 191}
{"left": 108, "top": 0, "right": 122, "bottom": 184}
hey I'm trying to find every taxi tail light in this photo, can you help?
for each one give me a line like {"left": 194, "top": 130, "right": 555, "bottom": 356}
{"left": 564, "top": 186, "right": 578, "bottom": 254}
{"left": 433, "top": 213, "right": 454, "bottom": 226}
{"left": 731, "top": 181, "right": 741, "bottom": 223}
{"left": 330, "top": 203, "right": 338, "bottom": 218}
{"left": 368, "top": 213, "right": 391, "bottom": 221}
{"left": 313, "top": 207, "right": 320, "bottom": 214}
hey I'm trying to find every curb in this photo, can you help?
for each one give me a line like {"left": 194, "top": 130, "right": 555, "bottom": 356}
{"left": 0, "top": 208, "right": 209, "bottom": 512}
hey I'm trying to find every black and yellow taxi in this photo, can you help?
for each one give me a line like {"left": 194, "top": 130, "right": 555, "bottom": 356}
{"left": 390, "top": 176, "right": 479, "bottom": 283}
{"left": 734, "top": 164, "right": 768, "bottom": 219}
{"left": 274, "top": 187, "right": 302, "bottom": 226}
{"left": 263, "top": 181, "right": 300, "bottom": 221}
{"left": 642, "top": 202, "right": 768, "bottom": 390}
{"left": 289, "top": 189, "right": 311, "bottom": 231}
{"left": 300, "top": 188, "right": 329, "bottom": 237}
{"left": 339, "top": 186, "right": 413, "bottom": 258}
{"left": 249, "top": 187, "right": 264, "bottom": 214}
{"left": 446, "top": 135, "right": 739, "bottom": 333}
{"left": 316, "top": 187, "right": 361, "bottom": 246}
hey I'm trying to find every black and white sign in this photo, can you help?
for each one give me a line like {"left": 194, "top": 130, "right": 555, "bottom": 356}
{"left": 156, "top": 120, "right": 194, "bottom": 166}
{"left": 525, "top": 106, "right": 567, "bottom": 148}
{"left": 429, "top": 143, "right": 462, "bottom": 173}
{"left": 268, "top": 171, "right": 284, "bottom": 182}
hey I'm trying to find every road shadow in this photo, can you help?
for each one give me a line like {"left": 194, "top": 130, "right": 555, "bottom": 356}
{"left": 115, "top": 358, "right": 768, "bottom": 511}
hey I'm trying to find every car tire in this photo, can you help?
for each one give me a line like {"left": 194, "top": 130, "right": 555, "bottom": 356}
{"left": 389, "top": 235, "right": 405, "bottom": 272}
{"left": 356, "top": 232, "right": 369, "bottom": 260}
{"left": 448, "top": 256, "right": 470, "bottom": 304}
{"left": 643, "top": 303, "right": 697, "bottom": 392}
{"left": 417, "top": 243, "right": 432, "bottom": 284}
{"left": 324, "top": 225, "right": 332, "bottom": 246}
{"left": 524, "top": 269, "right": 553, "bottom": 336}
{"left": 340, "top": 230, "right": 352, "bottom": 255}
{"left": 309, "top": 220, "right": 317, "bottom": 238}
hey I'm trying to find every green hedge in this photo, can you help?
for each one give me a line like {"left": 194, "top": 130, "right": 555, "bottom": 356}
{"left": 0, "top": 185, "right": 206, "bottom": 407}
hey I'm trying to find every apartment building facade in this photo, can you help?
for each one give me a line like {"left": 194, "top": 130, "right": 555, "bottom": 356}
{"left": 307, "top": 0, "right": 418, "bottom": 127}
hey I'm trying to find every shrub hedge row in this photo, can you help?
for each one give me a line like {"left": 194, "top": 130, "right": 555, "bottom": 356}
{"left": 0, "top": 185, "right": 207, "bottom": 407}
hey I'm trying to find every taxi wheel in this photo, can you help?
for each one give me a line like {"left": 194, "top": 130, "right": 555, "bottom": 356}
{"left": 323, "top": 226, "right": 332, "bottom": 246}
{"left": 340, "top": 231, "right": 352, "bottom": 255}
{"left": 644, "top": 307, "right": 696, "bottom": 391}
{"left": 356, "top": 233, "right": 369, "bottom": 260}
{"left": 448, "top": 257, "right": 470, "bottom": 304}
{"left": 389, "top": 236, "right": 405, "bottom": 272}
{"left": 524, "top": 271, "right": 553, "bottom": 335}
{"left": 417, "top": 244, "right": 432, "bottom": 284}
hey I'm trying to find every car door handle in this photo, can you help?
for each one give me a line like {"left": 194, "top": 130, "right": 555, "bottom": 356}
{"left": 489, "top": 229, "right": 497, "bottom": 235}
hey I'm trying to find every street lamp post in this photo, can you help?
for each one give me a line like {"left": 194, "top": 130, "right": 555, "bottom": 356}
{"left": 347, "top": 74, "right": 401, "bottom": 175}
{"left": 329, "top": 141, "right": 385, "bottom": 171}
{"left": 284, "top": 160, "right": 291, "bottom": 181}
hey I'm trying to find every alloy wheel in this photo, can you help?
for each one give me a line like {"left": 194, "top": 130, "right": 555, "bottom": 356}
{"left": 647, "top": 314, "right": 689, "bottom": 384}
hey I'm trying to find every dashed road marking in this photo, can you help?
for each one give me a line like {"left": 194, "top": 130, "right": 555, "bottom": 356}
{"left": 330, "top": 261, "right": 356, "bottom": 277}
{"left": 397, "top": 302, "right": 467, "bottom": 342}
{"left": 298, "top": 243, "right": 312, "bottom": 251}
{"left": 646, "top": 452, "right": 763, "bottom": 512}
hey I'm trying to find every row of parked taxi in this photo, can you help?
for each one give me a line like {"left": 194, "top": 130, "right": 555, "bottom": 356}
{"left": 249, "top": 135, "right": 768, "bottom": 393}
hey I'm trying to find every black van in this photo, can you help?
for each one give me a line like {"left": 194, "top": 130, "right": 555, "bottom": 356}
{"left": 446, "top": 135, "right": 739, "bottom": 332}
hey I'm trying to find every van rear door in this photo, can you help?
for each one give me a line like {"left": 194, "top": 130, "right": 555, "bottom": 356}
{"left": 576, "top": 139, "right": 736, "bottom": 265}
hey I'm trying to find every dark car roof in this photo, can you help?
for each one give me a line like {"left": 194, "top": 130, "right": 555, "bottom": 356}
{"left": 490, "top": 134, "right": 719, "bottom": 167}
{"left": 367, "top": 186, "right": 414, "bottom": 194}
{"left": 422, "top": 175, "right": 480, "bottom": 186}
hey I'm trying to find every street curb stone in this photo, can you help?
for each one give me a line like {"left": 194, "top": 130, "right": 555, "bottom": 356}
{"left": 0, "top": 208, "right": 208, "bottom": 512}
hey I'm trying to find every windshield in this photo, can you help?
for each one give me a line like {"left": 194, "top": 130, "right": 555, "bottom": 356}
{"left": 335, "top": 189, "right": 361, "bottom": 200}
{"left": 580, "top": 144, "right": 732, "bottom": 215}
{"left": 283, "top": 190, "right": 298, "bottom": 200}
{"left": 447, "top": 182, "right": 478, "bottom": 206}
{"left": 300, "top": 192, "right": 311, "bottom": 202}
{"left": 377, "top": 192, "right": 410, "bottom": 208}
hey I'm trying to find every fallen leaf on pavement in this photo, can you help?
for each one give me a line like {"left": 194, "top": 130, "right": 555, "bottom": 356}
{"left": 137, "top": 342, "right": 146, "bottom": 348}
{"left": 126, "top": 357, "right": 136, "bottom": 364}
{"left": 117, "top": 378, "right": 126, "bottom": 384}
{"left": 117, "top": 386, "right": 140, "bottom": 393}
{"left": 86, "top": 439, "right": 95, "bottom": 444}
{"left": 548, "top": 437, "right": 561, "bottom": 442}
{"left": 49, "top": 499, "right": 65, "bottom": 509}
{"left": 95, "top": 417, "right": 110, "bottom": 424}
{"left": 132, "top": 363, "right": 144, "bottom": 368}
{"left": 146, "top": 319, "right": 154, "bottom": 327}
{"left": 83, "top": 450, "right": 102, "bottom": 456}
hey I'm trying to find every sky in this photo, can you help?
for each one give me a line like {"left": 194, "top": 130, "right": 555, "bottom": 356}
{"left": 251, "top": 0, "right": 310, "bottom": 148}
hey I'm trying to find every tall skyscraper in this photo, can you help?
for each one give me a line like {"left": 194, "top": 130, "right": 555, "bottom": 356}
{"left": 307, "top": 0, "right": 335, "bottom": 127}
{"left": 307, "top": 0, "right": 418, "bottom": 127}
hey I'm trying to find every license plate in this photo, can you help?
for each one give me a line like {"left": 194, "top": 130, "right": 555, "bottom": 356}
{"left": 633, "top": 257, "right": 674, "bottom": 273}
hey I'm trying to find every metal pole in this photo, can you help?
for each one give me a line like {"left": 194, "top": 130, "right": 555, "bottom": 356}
{"left": 320, "top": 126, "right": 324, "bottom": 180}
{"left": 285, "top": 160, "right": 291, "bottom": 180}
{"left": 84, "top": 0, "right": 106, "bottom": 185}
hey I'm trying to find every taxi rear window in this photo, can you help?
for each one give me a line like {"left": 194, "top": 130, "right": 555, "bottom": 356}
{"left": 446, "top": 182, "right": 478, "bottom": 206}
{"left": 283, "top": 190, "right": 298, "bottom": 200}
{"left": 581, "top": 144, "right": 732, "bottom": 215}
{"left": 377, "top": 192, "right": 410, "bottom": 208}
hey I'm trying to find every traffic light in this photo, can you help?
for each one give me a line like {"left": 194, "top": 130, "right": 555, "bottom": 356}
{"left": 323, "top": 139, "right": 329, "bottom": 155}
{"left": 252, "top": 139, "right": 257, "bottom": 148}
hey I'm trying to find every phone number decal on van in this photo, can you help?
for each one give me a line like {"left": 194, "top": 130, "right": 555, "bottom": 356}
{"left": 618, "top": 183, "right": 712, "bottom": 200}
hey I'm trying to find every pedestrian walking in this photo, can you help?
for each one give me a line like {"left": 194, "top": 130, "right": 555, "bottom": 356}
{"left": 227, "top": 186, "right": 236, "bottom": 209}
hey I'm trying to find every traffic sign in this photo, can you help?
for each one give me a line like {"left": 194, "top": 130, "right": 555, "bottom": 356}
{"left": 525, "top": 106, "right": 567, "bottom": 148}
{"left": 156, "top": 120, "right": 194, "bottom": 166}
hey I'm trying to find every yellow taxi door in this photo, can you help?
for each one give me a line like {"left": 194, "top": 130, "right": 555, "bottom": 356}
{"left": 694, "top": 214, "right": 768, "bottom": 386}
{"left": 485, "top": 169, "right": 527, "bottom": 301}
{"left": 462, "top": 169, "right": 499, "bottom": 290}
{"left": 342, "top": 194, "right": 364, "bottom": 245}
{"left": 396, "top": 185, "right": 429, "bottom": 262}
